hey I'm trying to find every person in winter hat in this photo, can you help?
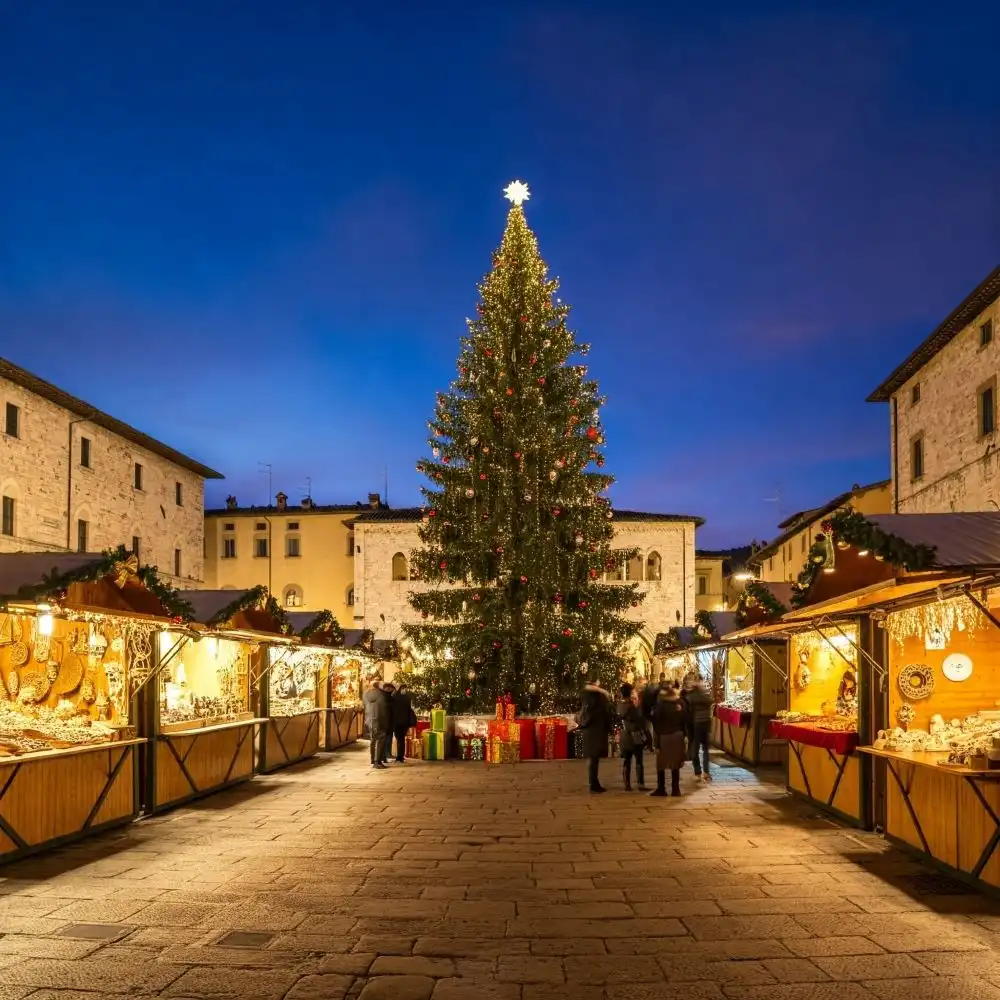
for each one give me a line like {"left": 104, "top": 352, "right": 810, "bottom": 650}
{"left": 578, "top": 681, "right": 614, "bottom": 794}
{"left": 651, "top": 686, "right": 687, "bottom": 797}
{"left": 362, "top": 680, "right": 391, "bottom": 770}
{"left": 686, "top": 678, "right": 714, "bottom": 781}
{"left": 617, "top": 682, "right": 647, "bottom": 791}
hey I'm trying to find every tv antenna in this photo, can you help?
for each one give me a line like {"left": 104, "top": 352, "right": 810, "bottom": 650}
{"left": 300, "top": 477, "right": 313, "bottom": 500}
{"left": 763, "top": 482, "right": 784, "bottom": 523}
{"left": 258, "top": 462, "right": 273, "bottom": 506}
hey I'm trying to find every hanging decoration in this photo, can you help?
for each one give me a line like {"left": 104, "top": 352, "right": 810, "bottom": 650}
{"left": 942, "top": 652, "right": 974, "bottom": 683}
{"left": 885, "top": 597, "right": 986, "bottom": 649}
{"left": 898, "top": 663, "right": 935, "bottom": 700}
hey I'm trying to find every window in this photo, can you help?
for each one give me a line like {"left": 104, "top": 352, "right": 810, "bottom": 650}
{"left": 346, "top": 530, "right": 355, "bottom": 557}
{"left": 77, "top": 519, "right": 88, "bottom": 553}
{"left": 222, "top": 537, "right": 236, "bottom": 559}
{"left": 254, "top": 537, "right": 268, "bottom": 558}
{"left": 801, "top": 534, "right": 806, "bottom": 553}
{"left": 646, "top": 552, "right": 661, "bottom": 582}
{"left": 982, "top": 318, "right": 994, "bottom": 348}
{"left": 981, "top": 382, "right": 996, "bottom": 437}
{"left": 697, "top": 575, "right": 707, "bottom": 595}
{"left": 911, "top": 383, "right": 921, "bottom": 405}
{"left": 175, "top": 481, "right": 183, "bottom": 506}
{"left": 224, "top": 522, "right": 235, "bottom": 531}
{"left": 255, "top": 521, "right": 266, "bottom": 531}
{"left": 174, "top": 548, "right": 182, "bottom": 577}
{"left": 392, "top": 552, "right": 408, "bottom": 581}
{"left": 4, "top": 402, "right": 19, "bottom": 438}
{"left": 134, "top": 463, "right": 144, "bottom": 490}
{"left": 287, "top": 521, "right": 299, "bottom": 530}
{"left": 346, "top": 586, "right": 355, "bottom": 607}
{"left": 768, "top": 557, "right": 773, "bottom": 572}
{"left": 912, "top": 436, "right": 925, "bottom": 481}
{"left": 80, "top": 437, "right": 92, "bottom": 469}
{"left": 626, "top": 554, "right": 643, "bottom": 581}
{"left": 286, "top": 536, "right": 301, "bottom": 558}
{"left": 131, "top": 536, "right": 141, "bottom": 559}
{"left": 1, "top": 496, "right": 14, "bottom": 537}
{"left": 283, "top": 585, "right": 303, "bottom": 608}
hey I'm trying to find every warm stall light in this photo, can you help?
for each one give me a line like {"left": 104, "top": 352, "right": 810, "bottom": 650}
{"left": 858, "top": 550, "right": 870, "bottom": 557}
{"left": 334, "top": 655, "right": 346, "bottom": 667}
{"left": 822, "top": 567, "right": 835, "bottom": 574}
{"left": 37, "top": 602, "right": 51, "bottom": 612}
{"left": 176, "top": 663, "right": 187, "bottom": 685}
{"left": 207, "top": 637, "right": 218, "bottom": 659}
{"left": 829, "top": 634, "right": 853, "bottom": 649}
{"left": 159, "top": 630, "right": 174, "bottom": 655}
{"left": 37, "top": 613, "right": 54, "bottom": 636}
{"left": 733, "top": 572, "right": 755, "bottom": 582}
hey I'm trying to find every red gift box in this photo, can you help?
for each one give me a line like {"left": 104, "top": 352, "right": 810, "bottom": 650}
{"left": 535, "top": 717, "right": 568, "bottom": 760}
{"left": 487, "top": 718, "right": 536, "bottom": 759}
{"left": 415, "top": 720, "right": 431, "bottom": 737}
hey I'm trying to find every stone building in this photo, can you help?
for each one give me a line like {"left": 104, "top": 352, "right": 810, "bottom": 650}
{"left": 869, "top": 266, "right": 1000, "bottom": 513}
{"left": 0, "top": 357, "right": 221, "bottom": 585}
{"left": 351, "top": 507, "right": 701, "bottom": 674}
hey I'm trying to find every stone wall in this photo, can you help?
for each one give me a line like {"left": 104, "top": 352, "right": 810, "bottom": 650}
{"left": 354, "top": 516, "right": 698, "bottom": 651}
{"left": 0, "top": 374, "right": 207, "bottom": 585}
{"left": 890, "top": 295, "right": 1000, "bottom": 513}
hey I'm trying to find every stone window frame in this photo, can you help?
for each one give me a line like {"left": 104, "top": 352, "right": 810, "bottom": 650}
{"left": 911, "top": 382, "right": 921, "bottom": 406}
{"left": 646, "top": 551, "right": 662, "bottom": 582}
{"left": 391, "top": 552, "right": 409, "bottom": 581}
{"left": 286, "top": 534, "right": 302, "bottom": 558}
{"left": 980, "top": 317, "right": 994, "bottom": 350}
{"left": 4, "top": 400, "right": 20, "bottom": 439}
{"left": 79, "top": 436, "right": 92, "bottom": 470}
{"left": 1, "top": 492, "right": 15, "bottom": 538}
{"left": 133, "top": 462, "right": 144, "bottom": 491}
{"left": 282, "top": 584, "right": 304, "bottom": 608}
{"left": 911, "top": 433, "right": 925, "bottom": 482}
{"left": 978, "top": 374, "right": 997, "bottom": 439}
{"left": 222, "top": 536, "right": 237, "bottom": 559}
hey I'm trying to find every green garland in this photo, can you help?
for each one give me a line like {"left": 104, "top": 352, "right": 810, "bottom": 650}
{"left": 735, "top": 579, "right": 788, "bottom": 626}
{"left": 11, "top": 544, "right": 194, "bottom": 621}
{"left": 790, "top": 507, "right": 937, "bottom": 607}
{"left": 694, "top": 610, "right": 716, "bottom": 640}
{"left": 299, "top": 610, "right": 345, "bottom": 646}
{"left": 654, "top": 628, "right": 683, "bottom": 655}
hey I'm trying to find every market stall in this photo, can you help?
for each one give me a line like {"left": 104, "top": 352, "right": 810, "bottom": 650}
{"left": 0, "top": 548, "right": 185, "bottom": 862}
{"left": 147, "top": 588, "right": 281, "bottom": 812}
{"left": 323, "top": 629, "right": 376, "bottom": 749}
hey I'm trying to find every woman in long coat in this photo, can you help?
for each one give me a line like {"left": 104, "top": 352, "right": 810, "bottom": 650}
{"left": 578, "top": 682, "right": 614, "bottom": 794}
{"left": 652, "top": 686, "right": 687, "bottom": 797}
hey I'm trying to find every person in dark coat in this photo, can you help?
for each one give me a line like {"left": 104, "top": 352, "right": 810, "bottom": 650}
{"left": 617, "top": 682, "right": 647, "bottom": 791}
{"left": 362, "top": 680, "right": 390, "bottom": 769}
{"left": 651, "top": 686, "right": 687, "bottom": 797}
{"left": 387, "top": 681, "right": 417, "bottom": 763}
{"left": 378, "top": 682, "right": 396, "bottom": 764}
{"left": 578, "top": 682, "right": 614, "bottom": 794}
{"left": 640, "top": 678, "right": 660, "bottom": 722}
{"left": 686, "top": 678, "right": 714, "bottom": 781}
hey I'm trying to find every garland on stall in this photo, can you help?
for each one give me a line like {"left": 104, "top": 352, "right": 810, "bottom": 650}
{"left": 11, "top": 544, "right": 195, "bottom": 621}
{"left": 734, "top": 579, "right": 788, "bottom": 626}
{"left": 299, "top": 610, "right": 345, "bottom": 646}
{"left": 790, "top": 508, "right": 937, "bottom": 608}
{"left": 694, "top": 609, "right": 717, "bottom": 640}
{"left": 203, "top": 584, "right": 291, "bottom": 633}
{"left": 654, "top": 628, "right": 682, "bottom": 656}
{"left": 264, "top": 595, "right": 293, "bottom": 635}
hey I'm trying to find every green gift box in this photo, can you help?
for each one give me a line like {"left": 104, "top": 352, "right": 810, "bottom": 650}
{"left": 422, "top": 730, "right": 447, "bottom": 760}
{"left": 430, "top": 708, "right": 447, "bottom": 732}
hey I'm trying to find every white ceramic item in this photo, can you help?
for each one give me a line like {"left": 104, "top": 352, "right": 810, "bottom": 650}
{"left": 942, "top": 652, "right": 973, "bottom": 682}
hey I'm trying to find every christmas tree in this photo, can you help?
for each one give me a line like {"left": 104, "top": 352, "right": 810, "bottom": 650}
{"left": 403, "top": 182, "right": 644, "bottom": 713}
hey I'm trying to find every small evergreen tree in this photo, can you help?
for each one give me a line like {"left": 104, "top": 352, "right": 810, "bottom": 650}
{"left": 403, "top": 183, "right": 644, "bottom": 712}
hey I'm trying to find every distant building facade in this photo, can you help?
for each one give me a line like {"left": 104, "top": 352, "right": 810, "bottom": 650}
{"left": 869, "top": 266, "right": 1000, "bottom": 514}
{"left": 0, "top": 357, "right": 220, "bottom": 585}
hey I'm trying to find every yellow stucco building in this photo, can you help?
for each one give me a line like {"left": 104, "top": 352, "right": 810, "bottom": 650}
{"left": 750, "top": 480, "right": 891, "bottom": 584}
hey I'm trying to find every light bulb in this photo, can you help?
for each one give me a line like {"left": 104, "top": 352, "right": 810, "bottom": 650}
{"left": 37, "top": 613, "right": 54, "bottom": 637}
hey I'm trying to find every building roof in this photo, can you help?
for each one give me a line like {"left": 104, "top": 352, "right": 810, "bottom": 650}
{"left": 867, "top": 265, "right": 1000, "bottom": 403}
{"left": 0, "top": 357, "right": 223, "bottom": 480}
{"left": 0, "top": 552, "right": 103, "bottom": 599}
{"left": 868, "top": 513, "right": 1000, "bottom": 569}
{"left": 177, "top": 589, "right": 253, "bottom": 625}
{"left": 206, "top": 503, "right": 365, "bottom": 517}
{"left": 613, "top": 510, "right": 704, "bottom": 526}
{"left": 285, "top": 610, "right": 325, "bottom": 635}
{"left": 750, "top": 480, "right": 890, "bottom": 565}
{"left": 351, "top": 507, "right": 705, "bottom": 526}
{"left": 352, "top": 507, "right": 423, "bottom": 523}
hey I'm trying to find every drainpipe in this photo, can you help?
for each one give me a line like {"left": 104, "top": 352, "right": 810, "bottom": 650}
{"left": 65, "top": 416, "right": 90, "bottom": 550}
{"left": 263, "top": 515, "right": 273, "bottom": 596}
{"left": 682, "top": 525, "right": 688, "bottom": 625}
{"left": 892, "top": 396, "right": 900, "bottom": 513}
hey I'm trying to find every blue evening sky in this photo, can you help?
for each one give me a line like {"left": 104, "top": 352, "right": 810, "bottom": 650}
{"left": 1, "top": 1, "right": 998, "bottom": 546}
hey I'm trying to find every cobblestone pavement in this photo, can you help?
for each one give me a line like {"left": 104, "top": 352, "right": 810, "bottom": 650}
{"left": 3, "top": 747, "right": 1000, "bottom": 999}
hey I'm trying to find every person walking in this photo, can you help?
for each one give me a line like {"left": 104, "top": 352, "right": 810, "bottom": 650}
{"left": 388, "top": 681, "right": 417, "bottom": 763}
{"left": 687, "top": 677, "right": 714, "bottom": 782}
{"left": 362, "top": 680, "right": 390, "bottom": 770}
{"left": 617, "top": 682, "right": 647, "bottom": 791}
{"left": 378, "top": 682, "right": 396, "bottom": 764}
{"left": 578, "top": 681, "right": 613, "bottom": 794}
{"left": 651, "top": 685, "right": 687, "bottom": 797}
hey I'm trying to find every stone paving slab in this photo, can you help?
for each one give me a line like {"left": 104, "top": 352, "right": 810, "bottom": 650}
{"left": 0, "top": 747, "right": 1000, "bottom": 998}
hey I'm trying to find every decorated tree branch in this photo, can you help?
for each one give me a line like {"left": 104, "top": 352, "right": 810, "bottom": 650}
{"left": 403, "top": 182, "right": 645, "bottom": 713}
{"left": 734, "top": 579, "right": 789, "bottom": 626}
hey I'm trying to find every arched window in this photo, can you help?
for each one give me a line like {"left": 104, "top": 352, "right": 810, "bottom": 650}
{"left": 283, "top": 585, "right": 303, "bottom": 608}
{"left": 646, "top": 551, "right": 662, "bottom": 582}
{"left": 346, "top": 586, "right": 355, "bottom": 607}
{"left": 626, "top": 554, "right": 644, "bottom": 581}
{"left": 391, "top": 552, "right": 408, "bottom": 581}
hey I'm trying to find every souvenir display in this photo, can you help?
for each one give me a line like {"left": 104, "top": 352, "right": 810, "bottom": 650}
{"left": 898, "top": 663, "right": 934, "bottom": 700}
{"left": 268, "top": 647, "right": 322, "bottom": 717}
{"left": 896, "top": 703, "right": 915, "bottom": 729}
{"left": 158, "top": 634, "right": 251, "bottom": 731}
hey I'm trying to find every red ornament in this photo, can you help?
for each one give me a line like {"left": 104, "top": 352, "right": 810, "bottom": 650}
{"left": 473, "top": 593, "right": 481, "bottom": 602}
{"left": 493, "top": 641, "right": 502, "bottom": 648}
{"left": 496, "top": 546, "right": 504, "bottom": 553}
{"left": 586, "top": 427, "right": 598, "bottom": 440}
{"left": 589, "top": 569, "right": 599, "bottom": 579}
{"left": 442, "top": 456, "right": 450, "bottom": 463}
{"left": 520, "top": 575, "right": 528, "bottom": 584}
{"left": 537, "top": 377, "right": 545, "bottom": 385}
{"left": 554, "top": 593, "right": 564, "bottom": 603}
{"left": 506, "top": 387, "right": 513, "bottom": 396}
{"left": 514, "top": 451, "right": 521, "bottom": 459}
{"left": 596, "top": 457, "right": 605, "bottom": 467}
{"left": 440, "top": 561, "right": 448, "bottom": 570}
{"left": 579, "top": 600, "right": 589, "bottom": 608}
{"left": 429, "top": 509, "right": 437, "bottom": 517}
{"left": 520, "top": 315, "right": 528, "bottom": 323}
{"left": 631, "top": 601, "right": 638, "bottom": 608}
{"left": 422, "top": 611, "right": 428, "bottom": 619}
{"left": 562, "top": 628, "right": 573, "bottom": 637}
{"left": 530, "top": 354, "right": 537, "bottom": 364}
{"left": 479, "top": 473, "right": 487, "bottom": 481}
{"left": 485, "top": 348, "right": 493, "bottom": 357}
{"left": 551, "top": 642, "right": 559, "bottom": 649}
{"left": 465, "top": 688, "right": 472, "bottom": 697}
{"left": 460, "top": 367, "right": 466, "bottom": 375}
{"left": 552, "top": 508, "right": 561, "bottom": 516}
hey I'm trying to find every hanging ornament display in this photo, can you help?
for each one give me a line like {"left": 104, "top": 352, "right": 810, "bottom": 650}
{"left": 898, "top": 663, "right": 935, "bottom": 700}
{"left": 465, "top": 488, "right": 475, "bottom": 498}
{"left": 548, "top": 470, "right": 557, "bottom": 482}
{"left": 896, "top": 703, "right": 916, "bottom": 729}
{"left": 886, "top": 598, "right": 986, "bottom": 649}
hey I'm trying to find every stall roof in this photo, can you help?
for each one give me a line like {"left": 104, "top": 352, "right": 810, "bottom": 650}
{"left": 867, "top": 513, "right": 1000, "bottom": 569}
{"left": 722, "top": 619, "right": 804, "bottom": 643}
{"left": 285, "top": 610, "right": 325, "bottom": 635}
{"left": 0, "top": 553, "right": 104, "bottom": 598}
{"left": 782, "top": 575, "right": 970, "bottom": 622}
{"left": 343, "top": 628, "right": 374, "bottom": 650}
{"left": 179, "top": 589, "right": 253, "bottom": 625}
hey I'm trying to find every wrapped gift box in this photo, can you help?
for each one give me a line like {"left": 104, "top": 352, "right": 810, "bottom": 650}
{"left": 488, "top": 718, "right": 534, "bottom": 760}
{"left": 422, "top": 729, "right": 447, "bottom": 760}
{"left": 415, "top": 720, "right": 431, "bottom": 738}
{"left": 405, "top": 736, "right": 423, "bottom": 760}
{"left": 536, "top": 717, "right": 569, "bottom": 760}
{"left": 430, "top": 708, "right": 448, "bottom": 732}
{"left": 456, "top": 736, "right": 486, "bottom": 761}
{"left": 454, "top": 716, "right": 489, "bottom": 738}
{"left": 487, "top": 738, "right": 521, "bottom": 764}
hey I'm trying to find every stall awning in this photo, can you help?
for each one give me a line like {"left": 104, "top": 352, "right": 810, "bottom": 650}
{"left": 721, "top": 620, "right": 802, "bottom": 643}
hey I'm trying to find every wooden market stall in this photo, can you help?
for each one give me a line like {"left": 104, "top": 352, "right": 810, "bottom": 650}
{"left": 0, "top": 547, "right": 186, "bottom": 863}
{"left": 146, "top": 587, "right": 282, "bottom": 812}
{"left": 319, "top": 629, "right": 376, "bottom": 750}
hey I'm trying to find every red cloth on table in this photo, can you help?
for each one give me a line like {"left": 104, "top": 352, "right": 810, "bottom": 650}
{"left": 714, "top": 705, "right": 751, "bottom": 728}
{"left": 535, "top": 717, "right": 569, "bottom": 760}
{"left": 768, "top": 720, "right": 858, "bottom": 755}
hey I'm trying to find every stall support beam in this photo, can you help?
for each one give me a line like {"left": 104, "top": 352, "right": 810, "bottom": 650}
{"left": 965, "top": 777, "right": 1000, "bottom": 879}
{"left": 82, "top": 746, "right": 131, "bottom": 831}
{"left": 963, "top": 587, "right": 1000, "bottom": 636}
{"left": 884, "top": 757, "right": 931, "bottom": 856}
{"left": 0, "top": 764, "right": 27, "bottom": 850}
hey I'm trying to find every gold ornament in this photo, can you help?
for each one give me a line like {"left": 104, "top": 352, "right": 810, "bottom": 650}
{"left": 9, "top": 642, "right": 28, "bottom": 667}
{"left": 111, "top": 553, "right": 139, "bottom": 588}
{"left": 898, "top": 663, "right": 934, "bottom": 700}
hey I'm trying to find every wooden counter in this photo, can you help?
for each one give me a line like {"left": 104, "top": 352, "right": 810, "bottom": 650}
{"left": 0, "top": 739, "right": 142, "bottom": 865}
{"left": 712, "top": 709, "right": 755, "bottom": 765}
{"left": 150, "top": 719, "right": 264, "bottom": 813}
{"left": 327, "top": 706, "right": 363, "bottom": 750}
{"left": 258, "top": 710, "right": 322, "bottom": 773}
{"left": 782, "top": 727, "right": 864, "bottom": 825}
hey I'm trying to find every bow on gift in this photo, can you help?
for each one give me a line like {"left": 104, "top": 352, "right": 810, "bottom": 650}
{"left": 112, "top": 553, "right": 139, "bottom": 589}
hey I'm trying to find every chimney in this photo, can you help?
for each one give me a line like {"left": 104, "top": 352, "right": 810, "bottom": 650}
{"left": 368, "top": 493, "right": 381, "bottom": 509}
{"left": 301, "top": 497, "right": 313, "bottom": 510}
{"left": 225, "top": 495, "right": 238, "bottom": 510}
{"left": 275, "top": 491, "right": 288, "bottom": 511}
